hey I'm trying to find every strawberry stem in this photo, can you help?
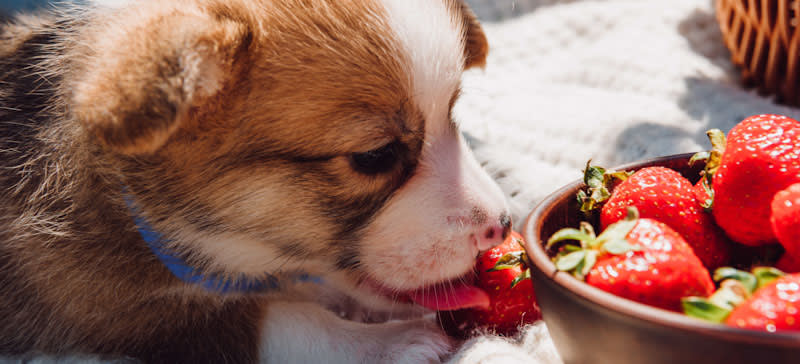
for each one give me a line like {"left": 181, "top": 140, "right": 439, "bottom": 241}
{"left": 694, "top": 129, "right": 727, "bottom": 210}
{"left": 488, "top": 251, "right": 525, "bottom": 272}
{"left": 689, "top": 151, "right": 710, "bottom": 166}
{"left": 682, "top": 266, "right": 785, "bottom": 323}
{"left": 682, "top": 278, "right": 749, "bottom": 323}
{"left": 510, "top": 269, "right": 531, "bottom": 289}
{"left": 550, "top": 207, "right": 640, "bottom": 280}
{"left": 555, "top": 250, "right": 586, "bottom": 272}
{"left": 714, "top": 267, "right": 757, "bottom": 293}
{"left": 753, "top": 267, "right": 785, "bottom": 289}
{"left": 682, "top": 297, "right": 734, "bottom": 323}
{"left": 697, "top": 178, "right": 714, "bottom": 211}
{"left": 577, "top": 161, "right": 632, "bottom": 213}
{"left": 546, "top": 228, "right": 592, "bottom": 250}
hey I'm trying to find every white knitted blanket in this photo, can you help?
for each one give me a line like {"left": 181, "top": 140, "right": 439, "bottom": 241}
{"left": 6, "top": 0, "right": 800, "bottom": 363}
{"left": 450, "top": 0, "right": 800, "bottom": 363}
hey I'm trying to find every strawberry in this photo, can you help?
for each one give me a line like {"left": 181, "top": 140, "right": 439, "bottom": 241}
{"left": 589, "top": 165, "right": 731, "bottom": 270}
{"left": 438, "top": 231, "right": 541, "bottom": 337}
{"left": 549, "top": 208, "right": 714, "bottom": 312}
{"left": 776, "top": 254, "right": 800, "bottom": 274}
{"left": 771, "top": 182, "right": 800, "bottom": 262}
{"left": 704, "top": 114, "right": 800, "bottom": 246}
{"left": 683, "top": 266, "right": 785, "bottom": 324}
{"left": 726, "top": 272, "right": 800, "bottom": 332}
{"left": 693, "top": 178, "right": 713, "bottom": 211}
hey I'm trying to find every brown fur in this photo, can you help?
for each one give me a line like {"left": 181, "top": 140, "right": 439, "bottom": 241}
{"left": 0, "top": 0, "right": 488, "bottom": 362}
{"left": 454, "top": 1, "right": 488, "bottom": 69}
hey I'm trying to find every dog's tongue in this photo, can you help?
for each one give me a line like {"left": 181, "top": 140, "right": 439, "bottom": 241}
{"left": 408, "top": 281, "right": 490, "bottom": 311}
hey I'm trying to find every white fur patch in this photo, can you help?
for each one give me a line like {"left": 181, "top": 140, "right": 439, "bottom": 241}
{"left": 354, "top": 0, "right": 510, "bottom": 293}
{"left": 177, "top": 229, "right": 285, "bottom": 276}
{"left": 260, "top": 302, "right": 451, "bottom": 363}
{"left": 180, "top": 47, "right": 224, "bottom": 100}
{"left": 381, "top": 0, "right": 465, "bottom": 134}
{"left": 360, "top": 133, "right": 510, "bottom": 291}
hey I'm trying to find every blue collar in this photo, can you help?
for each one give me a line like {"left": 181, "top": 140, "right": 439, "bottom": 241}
{"left": 125, "top": 194, "right": 317, "bottom": 293}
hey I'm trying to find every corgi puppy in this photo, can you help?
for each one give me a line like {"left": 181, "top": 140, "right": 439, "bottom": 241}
{"left": 0, "top": 0, "right": 510, "bottom": 362}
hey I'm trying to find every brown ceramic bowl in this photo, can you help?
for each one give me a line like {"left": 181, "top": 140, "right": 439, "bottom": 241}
{"left": 522, "top": 153, "right": 800, "bottom": 364}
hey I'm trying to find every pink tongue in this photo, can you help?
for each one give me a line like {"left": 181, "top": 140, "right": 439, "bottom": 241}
{"left": 408, "top": 281, "right": 490, "bottom": 311}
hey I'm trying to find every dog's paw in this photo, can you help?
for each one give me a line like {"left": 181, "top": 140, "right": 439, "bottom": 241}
{"left": 372, "top": 319, "right": 453, "bottom": 364}
{"left": 259, "top": 301, "right": 451, "bottom": 363}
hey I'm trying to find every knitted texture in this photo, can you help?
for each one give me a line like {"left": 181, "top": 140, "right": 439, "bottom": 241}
{"left": 459, "top": 0, "right": 800, "bottom": 225}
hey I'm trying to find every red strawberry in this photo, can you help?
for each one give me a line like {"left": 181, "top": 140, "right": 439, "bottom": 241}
{"left": 771, "top": 183, "right": 800, "bottom": 261}
{"left": 597, "top": 166, "right": 732, "bottom": 270}
{"left": 439, "top": 231, "right": 541, "bottom": 337}
{"left": 693, "top": 178, "right": 713, "bottom": 210}
{"left": 776, "top": 254, "right": 800, "bottom": 274}
{"left": 706, "top": 114, "right": 800, "bottom": 246}
{"left": 683, "top": 267, "right": 784, "bottom": 323}
{"left": 550, "top": 209, "right": 714, "bottom": 312}
{"left": 726, "top": 273, "right": 800, "bottom": 332}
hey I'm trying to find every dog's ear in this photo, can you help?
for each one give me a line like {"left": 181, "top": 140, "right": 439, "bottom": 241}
{"left": 71, "top": 9, "right": 252, "bottom": 155}
{"left": 456, "top": 1, "right": 488, "bottom": 69}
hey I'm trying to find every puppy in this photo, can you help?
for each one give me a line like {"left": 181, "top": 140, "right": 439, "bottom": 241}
{"left": 0, "top": 0, "right": 510, "bottom": 362}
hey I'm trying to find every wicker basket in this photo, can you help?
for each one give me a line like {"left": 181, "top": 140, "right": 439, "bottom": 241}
{"left": 716, "top": 0, "right": 800, "bottom": 106}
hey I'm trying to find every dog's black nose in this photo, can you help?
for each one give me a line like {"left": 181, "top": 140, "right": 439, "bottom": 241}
{"left": 476, "top": 213, "right": 513, "bottom": 251}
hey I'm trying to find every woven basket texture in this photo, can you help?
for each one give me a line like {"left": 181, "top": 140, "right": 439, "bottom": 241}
{"left": 716, "top": 0, "right": 800, "bottom": 106}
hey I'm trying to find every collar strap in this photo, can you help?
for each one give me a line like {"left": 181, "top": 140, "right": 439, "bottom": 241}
{"left": 125, "top": 194, "right": 316, "bottom": 293}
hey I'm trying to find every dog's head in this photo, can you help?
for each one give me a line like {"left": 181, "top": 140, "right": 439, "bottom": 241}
{"left": 71, "top": 0, "right": 508, "bottom": 310}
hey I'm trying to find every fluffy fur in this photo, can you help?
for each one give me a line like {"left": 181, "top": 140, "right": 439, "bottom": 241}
{"left": 0, "top": 0, "right": 508, "bottom": 362}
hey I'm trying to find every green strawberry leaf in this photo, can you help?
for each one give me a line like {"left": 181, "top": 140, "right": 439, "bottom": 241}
{"left": 700, "top": 128, "right": 726, "bottom": 186}
{"left": 709, "top": 280, "right": 750, "bottom": 310}
{"left": 549, "top": 208, "right": 640, "bottom": 280}
{"left": 573, "top": 259, "right": 587, "bottom": 280}
{"left": 555, "top": 250, "right": 586, "bottom": 272}
{"left": 603, "top": 238, "right": 637, "bottom": 255}
{"left": 594, "top": 220, "right": 636, "bottom": 249}
{"left": 592, "top": 207, "right": 638, "bottom": 251}
{"left": 578, "top": 163, "right": 607, "bottom": 212}
{"left": 605, "top": 169, "right": 633, "bottom": 184}
{"left": 683, "top": 276, "right": 751, "bottom": 323}
{"left": 689, "top": 151, "right": 710, "bottom": 166}
{"left": 488, "top": 251, "right": 524, "bottom": 272}
{"left": 576, "top": 190, "right": 588, "bottom": 208}
{"left": 682, "top": 297, "right": 732, "bottom": 323}
{"left": 698, "top": 179, "right": 714, "bottom": 211}
{"left": 587, "top": 188, "right": 610, "bottom": 209}
{"left": 581, "top": 250, "right": 598, "bottom": 276}
{"left": 546, "top": 228, "right": 593, "bottom": 250}
{"left": 583, "top": 162, "right": 605, "bottom": 187}
{"left": 753, "top": 266, "right": 785, "bottom": 289}
{"left": 713, "top": 267, "right": 757, "bottom": 294}
{"left": 510, "top": 268, "right": 531, "bottom": 289}
{"left": 578, "top": 162, "right": 632, "bottom": 213}
{"left": 579, "top": 221, "right": 596, "bottom": 237}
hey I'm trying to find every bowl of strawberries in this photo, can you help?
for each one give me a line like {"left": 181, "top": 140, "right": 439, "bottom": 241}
{"left": 523, "top": 114, "right": 800, "bottom": 364}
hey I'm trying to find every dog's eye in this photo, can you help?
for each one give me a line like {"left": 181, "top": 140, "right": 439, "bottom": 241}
{"left": 350, "top": 141, "right": 399, "bottom": 175}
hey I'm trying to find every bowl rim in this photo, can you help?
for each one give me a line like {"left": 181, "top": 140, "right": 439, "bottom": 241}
{"left": 522, "top": 153, "right": 800, "bottom": 346}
